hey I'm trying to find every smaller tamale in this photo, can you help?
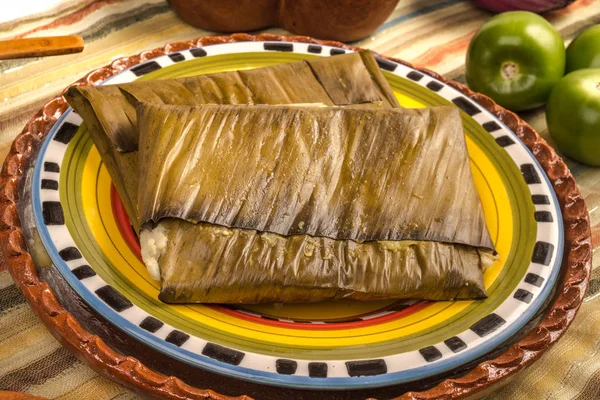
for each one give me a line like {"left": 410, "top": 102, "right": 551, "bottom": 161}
{"left": 137, "top": 103, "right": 496, "bottom": 304}
{"left": 64, "top": 51, "right": 400, "bottom": 231}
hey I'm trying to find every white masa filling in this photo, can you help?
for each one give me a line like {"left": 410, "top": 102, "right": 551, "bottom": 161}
{"left": 140, "top": 225, "right": 167, "bottom": 281}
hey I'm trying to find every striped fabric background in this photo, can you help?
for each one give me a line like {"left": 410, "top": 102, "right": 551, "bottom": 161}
{"left": 0, "top": 0, "right": 598, "bottom": 399}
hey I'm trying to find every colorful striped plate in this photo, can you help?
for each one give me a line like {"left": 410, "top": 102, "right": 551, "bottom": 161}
{"left": 31, "top": 41, "right": 563, "bottom": 389}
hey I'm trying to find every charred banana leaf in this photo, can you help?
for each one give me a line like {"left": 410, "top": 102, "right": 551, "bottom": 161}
{"left": 149, "top": 221, "right": 491, "bottom": 303}
{"left": 137, "top": 103, "right": 495, "bottom": 303}
{"left": 64, "top": 51, "right": 398, "bottom": 230}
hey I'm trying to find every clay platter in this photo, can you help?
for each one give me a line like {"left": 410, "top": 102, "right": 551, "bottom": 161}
{"left": 0, "top": 34, "right": 592, "bottom": 399}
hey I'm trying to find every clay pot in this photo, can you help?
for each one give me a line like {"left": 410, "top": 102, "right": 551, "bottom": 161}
{"left": 166, "top": 0, "right": 400, "bottom": 42}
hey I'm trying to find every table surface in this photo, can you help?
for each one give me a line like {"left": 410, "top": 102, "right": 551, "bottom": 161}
{"left": 0, "top": 1, "right": 599, "bottom": 399}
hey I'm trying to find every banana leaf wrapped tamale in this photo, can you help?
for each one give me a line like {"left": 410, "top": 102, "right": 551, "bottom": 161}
{"left": 64, "top": 51, "right": 399, "bottom": 230}
{"left": 137, "top": 103, "right": 496, "bottom": 304}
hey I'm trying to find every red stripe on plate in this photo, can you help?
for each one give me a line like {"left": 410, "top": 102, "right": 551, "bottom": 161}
{"left": 211, "top": 302, "right": 431, "bottom": 330}
{"left": 111, "top": 184, "right": 142, "bottom": 261}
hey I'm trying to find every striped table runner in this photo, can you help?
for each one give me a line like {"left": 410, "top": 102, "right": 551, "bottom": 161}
{"left": 0, "top": 0, "right": 598, "bottom": 399}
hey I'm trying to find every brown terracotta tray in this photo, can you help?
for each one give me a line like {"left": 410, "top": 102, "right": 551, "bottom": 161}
{"left": 0, "top": 34, "right": 592, "bottom": 399}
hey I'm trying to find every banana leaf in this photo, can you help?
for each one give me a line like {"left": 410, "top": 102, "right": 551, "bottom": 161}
{"left": 137, "top": 103, "right": 496, "bottom": 303}
{"left": 64, "top": 51, "right": 399, "bottom": 230}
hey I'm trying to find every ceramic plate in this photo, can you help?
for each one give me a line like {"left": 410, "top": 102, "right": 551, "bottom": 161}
{"left": 31, "top": 41, "right": 563, "bottom": 390}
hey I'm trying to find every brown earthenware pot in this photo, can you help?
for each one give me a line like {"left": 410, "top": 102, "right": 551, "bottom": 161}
{"left": 166, "top": 0, "right": 400, "bottom": 42}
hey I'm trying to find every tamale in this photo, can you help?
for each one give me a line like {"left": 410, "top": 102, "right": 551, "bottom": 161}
{"left": 137, "top": 103, "right": 496, "bottom": 303}
{"left": 64, "top": 51, "right": 400, "bottom": 230}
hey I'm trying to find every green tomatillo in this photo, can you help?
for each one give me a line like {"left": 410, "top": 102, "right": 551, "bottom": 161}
{"left": 566, "top": 25, "right": 600, "bottom": 73}
{"left": 466, "top": 11, "right": 565, "bottom": 112}
{"left": 546, "top": 69, "right": 600, "bottom": 166}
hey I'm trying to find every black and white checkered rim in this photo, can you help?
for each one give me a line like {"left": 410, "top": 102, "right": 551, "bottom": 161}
{"left": 32, "top": 41, "right": 563, "bottom": 389}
